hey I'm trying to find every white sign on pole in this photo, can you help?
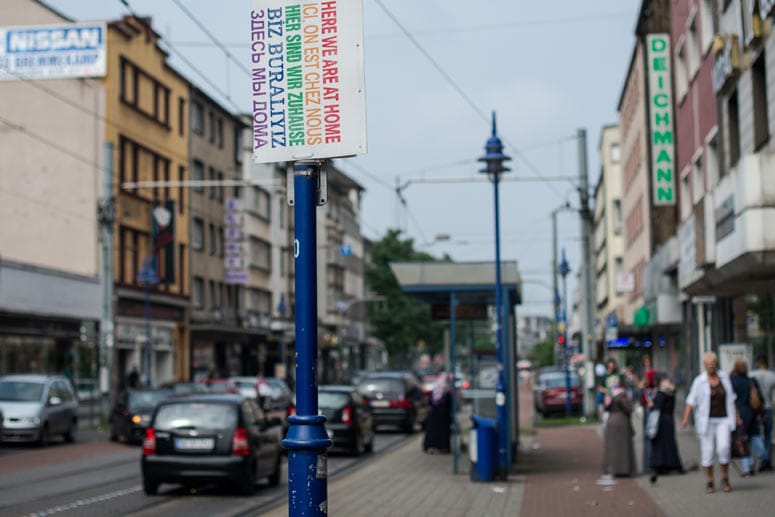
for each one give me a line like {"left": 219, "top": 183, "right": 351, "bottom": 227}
{"left": 249, "top": 0, "right": 367, "bottom": 163}
{"left": 718, "top": 343, "right": 753, "bottom": 374}
{"left": 615, "top": 272, "right": 635, "bottom": 294}
{"left": 224, "top": 197, "right": 249, "bottom": 284}
{"left": 0, "top": 23, "right": 107, "bottom": 80}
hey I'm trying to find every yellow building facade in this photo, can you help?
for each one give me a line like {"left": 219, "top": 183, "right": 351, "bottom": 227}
{"left": 105, "top": 16, "right": 190, "bottom": 386}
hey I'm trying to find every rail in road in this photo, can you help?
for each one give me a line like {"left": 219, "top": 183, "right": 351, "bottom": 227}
{"left": 0, "top": 430, "right": 414, "bottom": 517}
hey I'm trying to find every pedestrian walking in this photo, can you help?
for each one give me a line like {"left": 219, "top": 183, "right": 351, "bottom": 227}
{"left": 127, "top": 364, "right": 140, "bottom": 389}
{"left": 640, "top": 368, "right": 658, "bottom": 474}
{"left": 681, "top": 352, "right": 739, "bottom": 494}
{"left": 423, "top": 374, "right": 451, "bottom": 454}
{"left": 648, "top": 374, "right": 684, "bottom": 483}
{"left": 750, "top": 354, "right": 775, "bottom": 472}
{"left": 597, "top": 358, "right": 624, "bottom": 433}
{"left": 730, "top": 359, "right": 767, "bottom": 476}
{"left": 602, "top": 384, "right": 636, "bottom": 476}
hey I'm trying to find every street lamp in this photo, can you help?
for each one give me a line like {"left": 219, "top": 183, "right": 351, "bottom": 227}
{"left": 558, "top": 248, "right": 572, "bottom": 416}
{"left": 478, "top": 112, "right": 511, "bottom": 477}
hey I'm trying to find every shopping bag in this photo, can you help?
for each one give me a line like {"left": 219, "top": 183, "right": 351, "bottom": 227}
{"left": 731, "top": 427, "right": 750, "bottom": 458}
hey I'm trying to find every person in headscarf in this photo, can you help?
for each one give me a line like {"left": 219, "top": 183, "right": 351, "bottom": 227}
{"left": 648, "top": 374, "right": 684, "bottom": 483}
{"left": 602, "top": 384, "right": 636, "bottom": 476}
{"left": 423, "top": 374, "right": 452, "bottom": 454}
{"left": 640, "top": 368, "right": 658, "bottom": 473}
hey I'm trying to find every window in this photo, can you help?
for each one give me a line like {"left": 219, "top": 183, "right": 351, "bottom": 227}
{"left": 178, "top": 165, "right": 185, "bottom": 214}
{"left": 612, "top": 199, "right": 623, "bottom": 235}
{"left": 217, "top": 118, "right": 224, "bottom": 149}
{"left": 178, "top": 97, "right": 185, "bottom": 137}
{"left": 193, "top": 277, "right": 204, "bottom": 309}
{"left": 119, "top": 56, "right": 170, "bottom": 127}
{"left": 693, "top": 154, "right": 704, "bottom": 205}
{"left": 251, "top": 187, "right": 271, "bottom": 220}
{"left": 117, "top": 135, "right": 170, "bottom": 199}
{"left": 699, "top": 0, "right": 716, "bottom": 53}
{"left": 610, "top": 144, "right": 621, "bottom": 163}
{"left": 208, "top": 167, "right": 216, "bottom": 199}
{"left": 191, "top": 101, "right": 204, "bottom": 135}
{"left": 249, "top": 288, "right": 272, "bottom": 315}
{"left": 209, "top": 112, "right": 216, "bottom": 143}
{"left": 752, "top": 53, "right": 769, "bottom": 150}
{"left": 727, "top": 91, "right": 741, "bottom": 167}
{"left": 234, "top": 125, "right": 243, "bottom": 164}
{"left": 676, "top": 43, "right": 688, "bottom": 100}
{"left": 681, "top": 167, "right": 692, "bottom": 220}
{"left": 687, "top": 18, "right": 700, "bottom": 78}
{"left": 217, "top": 172, "right": 224, "bottom": 201}
{"left": 249, "top": 237, "right": 271, "bottom": 271}
{"left": 208, "top": 224, "right": 216, "bottom": 255}
{"left": 192, "top": 160, "right": 204, "bottom": 192}
{"left": 218, "top": 226, "right": 224, "bottom": 257}
{"left": 209, "top": 280, "right": 218, "bottom": 308}
{"left": 706, "top": 135, "right": 720, "bottom": 186}
{"left": 192, "top": 218, "right": 204, "bottom": 251}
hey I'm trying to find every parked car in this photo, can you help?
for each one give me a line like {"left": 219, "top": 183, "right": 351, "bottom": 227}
{"left": 141, "top": 394, "right": 283, "bottom": 495}
{"left": 356, "top": 372, "right": 428, "bottom": 433}
{"left": 203, "top": 378, "right": 240, "bottom": 394}
{"left": 110, "top": 388, "right": 172, "bottom": 444}
{"left": 0, "top": 374, "right": 79, "bottom": 445}
{"left": 533, "top": 371, "right": 582, "bottom": 417}
{"left": 260, "top": 377, "right": 294, "bottom": 436}
{"left": 318, "top": 385, "right": 374, "bottom": 456}
{"left": 158, "top": 381, "right": 209, "bottom": 397}
{"left": 230, "top": 376, "right": 259, "bottom": 399}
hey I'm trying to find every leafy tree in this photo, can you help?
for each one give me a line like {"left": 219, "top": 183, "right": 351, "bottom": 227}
{"left": 531, "top": 339, "right": 556, "bottom": 368}
{"left": 366, "top": 229, "right": 445, "bottom": 367}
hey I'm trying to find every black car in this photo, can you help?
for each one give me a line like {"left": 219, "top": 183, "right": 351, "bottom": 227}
{"left": 319, "top": 385, "right": 374, "bottom": 456}
{"left": 110, "top": 389, "right": 172, "bottom": 444}
{"left": 141, "top": 394, "right": 282, "bottom": 495}
{"left": 356, "top": 372, "right": 428, "bottom": 433}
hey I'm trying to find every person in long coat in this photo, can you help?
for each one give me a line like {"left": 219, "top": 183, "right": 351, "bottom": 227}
{"left": 603, "top": 385, "right": 636, "bottom": 476}
{"left": 649, "top": 375, "right": 684, "bottom": 483}
{"left": 730, "top": 359, "right": 767, "bottom": 476}
{"left": 423, "top": 374, "right": 452, "bottom": 453}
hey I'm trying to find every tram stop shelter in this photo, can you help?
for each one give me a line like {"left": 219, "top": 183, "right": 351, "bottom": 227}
{"left": 390, "top": 260, "right": 522, "bottom": 474}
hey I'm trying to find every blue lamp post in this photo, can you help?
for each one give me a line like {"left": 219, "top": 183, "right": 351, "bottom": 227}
{"left": 558, "top": 249, "right": 572, "bottom": 416}
{"left": 137, "top": 258, "right": 158, "bottom": 387}
{"left": 478, "top": 112, "right": 511, "bottom": 477}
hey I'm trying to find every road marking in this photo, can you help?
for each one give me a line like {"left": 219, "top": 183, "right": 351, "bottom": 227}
{"left": 26, "top": 485, "right": 141, "bottom": 516}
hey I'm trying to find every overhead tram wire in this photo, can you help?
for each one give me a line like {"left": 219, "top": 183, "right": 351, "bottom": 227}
{"left": 370, "top": 0, "right": 565, "bottom": 199}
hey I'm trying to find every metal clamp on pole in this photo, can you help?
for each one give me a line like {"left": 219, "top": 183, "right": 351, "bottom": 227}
{"left": 283, "top": 160, "right": 332, "bottom": 517}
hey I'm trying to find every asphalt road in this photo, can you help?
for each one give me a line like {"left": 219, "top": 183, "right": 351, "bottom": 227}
{"left": 0, "top": 429, "right": 414, "bottom": 517}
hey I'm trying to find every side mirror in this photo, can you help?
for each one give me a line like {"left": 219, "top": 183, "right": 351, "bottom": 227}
{"left": 49, "top": 396, "right": 62, "bottom": 406}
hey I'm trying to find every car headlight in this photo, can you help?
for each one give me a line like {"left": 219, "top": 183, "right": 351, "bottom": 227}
{"left": 131, "top": 415, "right": 142, "bottom": 424}
{"left": 20, "top": 416, "right": 41, "bottom": 425}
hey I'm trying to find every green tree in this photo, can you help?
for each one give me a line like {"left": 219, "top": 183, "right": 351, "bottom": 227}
{"left": 531, "top": 339, "right": 556, "bottom": 368}
{"left": 366, "top": 229, "right": 444, "bottom": 367}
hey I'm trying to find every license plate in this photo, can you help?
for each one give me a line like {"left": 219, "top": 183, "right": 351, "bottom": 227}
{"left": 175, "top": 437, "right": 214, "bottom": 450}
{"left": 370, "top": 400, "right": 389, "bottom": 408}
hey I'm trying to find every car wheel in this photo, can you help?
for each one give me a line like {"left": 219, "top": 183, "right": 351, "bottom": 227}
{"left": 403, "top": 417, "right": 415, "bottom": 434}
{"left": 350, "top": 433, "right": 362, "bottom": 457}
{"left": 64, "top": 418, "right": 76, "bottom": 443}
{"left": 143, "top": 478, "right": 159, "bottom": 495}
{"left": 238, "top": 463, "right": 257, "bottom": 495}
{"left": 38, "top": 424, "right": 49, "bottom": 447}
{"left": 267, "top": 454, "right": 282, "bottom": 487}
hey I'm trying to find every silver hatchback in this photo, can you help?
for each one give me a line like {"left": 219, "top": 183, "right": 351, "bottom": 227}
{"left": 0, "top": 374, "right": 79, "bottom": 445}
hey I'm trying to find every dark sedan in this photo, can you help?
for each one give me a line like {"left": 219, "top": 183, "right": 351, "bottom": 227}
{"left": 141, "top": 394, "right": 282, "bottom": 495}
{"left": 110, "top": 389, "right": 172, "bottom": 444}
{"left": 319, "top": 385, "right": 374, "bottom": 456}
{"left": 356, "top": 372, "right": 428, "bottom": 433}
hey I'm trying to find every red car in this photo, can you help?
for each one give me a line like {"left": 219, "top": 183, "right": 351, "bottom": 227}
{"left": 533, "top": 371, "right": 582, "bottom": 417}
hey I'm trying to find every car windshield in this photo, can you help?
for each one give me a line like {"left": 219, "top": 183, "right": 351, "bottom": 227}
{"left": 0, "top": 380, "right": 45, "bottom": 402}
{"left": 357, "top": 378, "right": 403, "bottom": 394}
{"left": 154, "top": 402, "right": 238, "bottom": 431}
{"left": 542, "top": 375, "right": 580, "bottom": 388}
{"left": 264, "top": 379, "right": 289, "bottom": 397}
{"left": 319, "top": 392, "right": 349, "bottom": 409}
{"left": 128, "top": 390, "right": 172, "bottom": 410}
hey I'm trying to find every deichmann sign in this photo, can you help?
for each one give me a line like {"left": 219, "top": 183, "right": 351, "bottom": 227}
{"left": 646, "top": 34, "right": 676, "bottom": 206}
{"left": 0, "top": 23, "right": 107, "bottom": 80}
{"left": 250, "top": 0, "right": 367, "bottom": 163}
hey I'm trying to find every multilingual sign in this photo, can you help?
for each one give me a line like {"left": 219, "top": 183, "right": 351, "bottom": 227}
{"left": 249, "top": 0, "right": 367, "bottom": 163}
{"left": 0, "top": 22, "right": 107, "bottom": 81}
{"left": 646, "top": 34, "right": 676, "bottom": 206}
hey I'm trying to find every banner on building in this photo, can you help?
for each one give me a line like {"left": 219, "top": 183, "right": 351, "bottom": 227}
{"left": 0, "top": 22, "right": 107, "bottom": 80}
{"left": 152, "top": 200, "right": 176, "bottom": 284}
{"left": 224, "top": 197, "right": 249, "bottom": 284}
{"left": 646, "top": 34, "right": 676, "bottom": 206}
{"left": 249, "top": 0, "right": 367, "bottom": 163}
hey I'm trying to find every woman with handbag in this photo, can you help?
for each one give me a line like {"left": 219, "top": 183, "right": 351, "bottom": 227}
{"left": 648, "top": 374, "right": 684, "bottom": 483}
{"left": 681, "top": 352, "right": 740, "bottom": 494}
{"left": 730, "top": 359, "right": 767, "bottom": 476}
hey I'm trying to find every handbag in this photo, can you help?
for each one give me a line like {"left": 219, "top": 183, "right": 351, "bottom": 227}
{"left": 731, "top": 427, "right": 750, "bottom": 458}
{"left": 646, "top": 409, "right": 660, "bottom": 439}
{"left": 750, "top": 379, "right": 765, "bottom": 415}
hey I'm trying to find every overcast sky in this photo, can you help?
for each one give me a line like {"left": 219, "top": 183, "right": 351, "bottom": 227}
{"left": 43, "top": 0, "right": 642, "bottom": 318}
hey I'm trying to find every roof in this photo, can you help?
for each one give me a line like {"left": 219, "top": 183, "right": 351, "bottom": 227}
{"left": 319, "top": 385, "right": 357, "bottom": 392}
{"left": 0, "top": 374, "right": 61, "bottom": 382}
{"left": 163, "top": 393, "right": 245, "bottom": 404}
{"left": 390, "top": 260, "right": 521, "bottom": 306}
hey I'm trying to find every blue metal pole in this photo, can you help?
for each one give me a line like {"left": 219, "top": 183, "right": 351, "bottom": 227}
{"left": 501, "top": 285, "right": 512, "bottom": 467}
{"left": 449, "top": 292, "right": 458, "bottom": 474}
{"left": 561, "top": 251, "right": 572, "bottom": 416}
{"left": 283, "top": 162, "right": 331, "bottom": 517}
{"left": 493, "top": 171, "right": 508, "bottom": 476}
